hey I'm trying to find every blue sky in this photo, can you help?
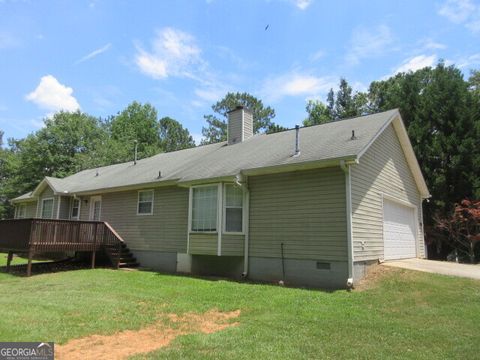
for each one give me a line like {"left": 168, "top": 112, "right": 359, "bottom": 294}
{"left": 1, "top": 0, "right": 479, "bottom": 144}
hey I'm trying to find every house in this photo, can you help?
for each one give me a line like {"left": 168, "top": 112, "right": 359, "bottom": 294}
{"left": 9, "top": 107, "right": 430, "bottom": 288}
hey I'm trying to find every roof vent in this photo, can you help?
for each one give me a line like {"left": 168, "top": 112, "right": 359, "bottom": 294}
{"left": 351, "top": 130, "right": 357, "bottom": 140}
{"left": 95, "top": 169, "right": 99, "bottom": 177}
{"left": 293, "top": 125, "right": 300, "bottom": 156}
{"left": 157, "top": 171, "right": 162, "bottom": 179}
{"left": 134, "top": 140, "right": 138, "bottom": 165}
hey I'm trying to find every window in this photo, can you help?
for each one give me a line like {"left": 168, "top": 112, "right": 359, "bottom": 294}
{"left": 16, "top": 204, "right": 26, "bottom": 219}
{"left": 224, "top": 184, "right": 243, "bottom": 233}
{"left": 137, "top": 190, "right": 154, "bottom": 215}
{"left": 71, "top": 199, "right": 80, "bottom": 220}
{"left": 41, "top": 198, "right": 54, "bottom": 219}
{"left": 191, "top": 185, "right": 218, "bottom": 232}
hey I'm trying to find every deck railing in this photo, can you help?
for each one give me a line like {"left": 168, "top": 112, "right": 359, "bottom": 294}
{"left": 0, "top": 218, "right": 124, "bottom": 271}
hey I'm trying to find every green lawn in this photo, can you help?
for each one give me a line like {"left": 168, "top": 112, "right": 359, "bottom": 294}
{"left": 0, "top": 254, "right": 479, "bottom": 359}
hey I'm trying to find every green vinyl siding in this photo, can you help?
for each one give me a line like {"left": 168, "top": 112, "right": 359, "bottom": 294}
{"left": 249, "top": 167, "right": 348, "bottom": 261}
{"left": 98, "top": 186, "right": 189, "bottom": 252}
{"left": 221, "top": 234, "right": 244, "bottom": 256}
{"left": 25, "top": 202, "right": 37, "bottom": 218}
{"left": 189, "top": 233, "right": 217, "bottom": 255}
{"left": 79, "top": 196, "right": 90, "bottom": 220}
{"left": 351, "top": 124, "right": 425, "bottom": 262}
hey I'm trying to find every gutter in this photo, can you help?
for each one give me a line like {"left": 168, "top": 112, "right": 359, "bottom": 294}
{"left": 340, "top": 160, "right": 356, "bottom": 289}
{"left": 234, "top": 174, "right": 250, "bottom": 278}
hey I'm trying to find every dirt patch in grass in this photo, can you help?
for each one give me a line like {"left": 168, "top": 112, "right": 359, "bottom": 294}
{"left": 354, "top": 265, "right": 398, "bottom": 291}
{"left": 56, "top": 309, "right": 240, "bottom": 360}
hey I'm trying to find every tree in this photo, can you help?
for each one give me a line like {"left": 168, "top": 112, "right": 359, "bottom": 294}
{"left": 0, "top": 112, "right": 107, "bottom": 219}
{"left": 435, "top": 200, "right": 480, "bottom": 263}
{"left": 201, "top": 92, "right": 277, "bottom": 144}
{"left": 266, "top": 123, "right": 288, "bottom": 134}
{"left": 159, "top": 117, "right": 195, "bottom": 152}
{"left": 8, "top": 111, "right": 107, "bottom": 190}
{"left": 335, "top": 78, "right": 357, "bottom": 119}
{"left": 303, "top": 79, "right": 367, "bottom": 126}
{"left": 109, "top": 101, "right": 162, "bottom": 160}
{"left": 303, "top": 100, "right": 333, "bottom": 126}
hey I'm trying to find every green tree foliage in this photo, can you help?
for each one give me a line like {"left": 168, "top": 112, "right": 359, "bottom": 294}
{"left": 7, "top": 111, "right": 106, "bottom": 192}
{"left": 303, "top": 100, "right": 332, "bottom": 126}
{"left": 303, "top": 79, "right": 366, "bottom": 126}
{"left": 201, "top": 92, "right": 277, "bottom": 144}
{"left": 159, "top": 117, "right": 195, "bottom": 152}
{"left": 109, "top": 101, "right": 162, "bottom": 161}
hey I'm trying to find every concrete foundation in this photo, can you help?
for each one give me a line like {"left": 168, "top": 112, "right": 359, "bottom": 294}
{"left": 248, "top": 257, "right": 349, "bottom": 289}
{"left": 353, "top": 260, "right": 379, "bottom": 283}
{"left": 132, "top": 250, "right": 177, "bottom": 273}
{"left": 191, "top": 255, "right": 244, "bottom": 279}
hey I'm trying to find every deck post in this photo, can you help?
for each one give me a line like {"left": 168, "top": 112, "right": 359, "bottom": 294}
{"left": 91, "top": 222, "right": 98, "bottom": 269}
{"left": 26, "top": 249, "right": 34, "bottom": 277}
{"left": 6, "top": 251, "right": 13, "bottom": 273}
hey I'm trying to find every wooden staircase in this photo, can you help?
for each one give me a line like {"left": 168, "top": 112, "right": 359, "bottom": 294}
{"left": 118, "top": 243, "right": 139, "bottom": 268}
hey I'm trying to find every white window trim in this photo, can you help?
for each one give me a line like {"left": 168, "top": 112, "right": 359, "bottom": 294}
{"left": 137, "top": 189, "right": 154, "bottom": 216}
{"left": 41, "top": 197, "right": 54, "bottom": 219}
{"left": 189, "top": 183, "right": 220, "bottom": 234}
{"left": 16, "top": 204, "right": 27, "bottom": 219}
{"left": 89, "top": 195, "right": 102, "bottom": 221}
{"left": 70, "top": 198, "right": 81, "bottom": 220}
{"left": 223, "top": 183, "right": 245, "bottom": 235}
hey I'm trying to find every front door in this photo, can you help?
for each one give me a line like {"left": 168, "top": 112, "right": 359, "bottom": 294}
{"left": 89, "top": 196, "right": 102, "bottom": 221}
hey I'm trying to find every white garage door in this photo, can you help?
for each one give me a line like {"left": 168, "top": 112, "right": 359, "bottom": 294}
{"left": 383, "top": 199, "right": 417, "bottom": 260}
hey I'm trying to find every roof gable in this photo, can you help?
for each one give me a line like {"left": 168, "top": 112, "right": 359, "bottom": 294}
{"left": 357, "top": 110, "right": 430, "bottom": 198}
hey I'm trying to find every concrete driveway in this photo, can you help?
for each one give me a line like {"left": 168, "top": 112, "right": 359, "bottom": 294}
{"left": 383, "top": 258, "right": 480, "bottom": 280}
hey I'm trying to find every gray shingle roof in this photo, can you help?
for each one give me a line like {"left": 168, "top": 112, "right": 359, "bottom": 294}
{"left": 13, "top": 109, "right": 401, "bottom": 201}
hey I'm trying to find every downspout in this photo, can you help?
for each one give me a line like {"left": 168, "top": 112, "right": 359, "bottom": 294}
{"left": 340, "top": 160, "right": 354, "bottom": 289}
{"left": 235, "top": 174, "right": 250, "bottom": 278}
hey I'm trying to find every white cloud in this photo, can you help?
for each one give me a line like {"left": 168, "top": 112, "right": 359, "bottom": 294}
{"left": 293, "top": 0, "right": 313, "bottom": 10}
{"left": 346, "top": 25, "right": 393, "bottom": 65}
{"left": 75, "top": 43, "right": 111, "bottom": 64}
{"left": 309, "top": 50, "right": 325, "bottom": 62}
{"left": 454, "top": 53, "right": 480, "bottom": 68}
{"left": 438, "top": 0, "right": 480, "bottom": 33}
{"left": 194, "top": 87, "right": 226, "bottom": 103}
{"left": 394, "top": 55, "right": 437, "bottom": 74}
{"left": 262, "top": 72, "right": 335, "bottom": 102}
{"left": 135, "top": 27, "right": 202, "bottom": 79}
{"left": 26, "top": 75, "right": 80, "bottom": 112}
{"left": 422, "top": 39, "right": 447, "bottom": 50}
{"left": 438, "top": 0, "right": 475, "bottom": 23}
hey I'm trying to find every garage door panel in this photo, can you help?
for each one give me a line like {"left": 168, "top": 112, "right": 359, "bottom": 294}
{"left": 383, "top": 200, "right": 416, "bottom": 260}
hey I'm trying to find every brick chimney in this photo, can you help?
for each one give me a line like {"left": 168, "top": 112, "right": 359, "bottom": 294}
{"left": 227, "top": 106, "right": 253, "bottom": 145}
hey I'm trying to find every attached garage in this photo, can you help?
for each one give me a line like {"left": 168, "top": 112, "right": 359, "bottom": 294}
{"left": 383, "top": 199, "right": 417, "bottom": 260}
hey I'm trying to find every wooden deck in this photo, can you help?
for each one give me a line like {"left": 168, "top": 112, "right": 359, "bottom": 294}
{"left": 0, "top": 218, "right": 125, "bottom": 276}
